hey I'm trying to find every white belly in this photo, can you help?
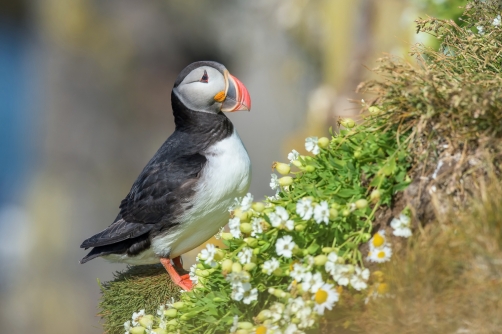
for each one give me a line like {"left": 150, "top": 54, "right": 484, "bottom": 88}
{"left": 151, "top": 129, "right": 251, "bottom": 258}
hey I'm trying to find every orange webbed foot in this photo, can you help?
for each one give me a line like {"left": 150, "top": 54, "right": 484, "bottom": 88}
{"left": 160, "top": 257, "right": 193, "bottom": 291}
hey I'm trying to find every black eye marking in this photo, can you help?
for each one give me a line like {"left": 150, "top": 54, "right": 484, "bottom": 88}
{"left": 200, "top": 70, "right": 209, "bottom": 83}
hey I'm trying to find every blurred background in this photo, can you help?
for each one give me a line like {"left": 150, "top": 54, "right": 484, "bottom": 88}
{"left": 0, "top": 0, "right": 464, "bottom": 333}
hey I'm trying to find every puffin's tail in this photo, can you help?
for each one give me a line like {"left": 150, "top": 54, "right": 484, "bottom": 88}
{"left": 80, "top": 233, "right": 152, "bottom": 264}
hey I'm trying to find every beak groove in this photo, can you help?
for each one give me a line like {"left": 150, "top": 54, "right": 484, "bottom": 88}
{"left": 221, "top": 73, "right": 251, "bottom": 112}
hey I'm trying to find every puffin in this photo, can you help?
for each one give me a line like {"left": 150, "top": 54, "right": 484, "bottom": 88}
{"left": 80, "top": 61, "right": 252, "bottom": 291}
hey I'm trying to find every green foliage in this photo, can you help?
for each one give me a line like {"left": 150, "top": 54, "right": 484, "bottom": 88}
{"left": 148, "top": 116, "right": 412, "bottom": 333}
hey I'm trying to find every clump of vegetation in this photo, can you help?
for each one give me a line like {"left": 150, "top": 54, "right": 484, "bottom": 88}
{"left": 99, "top": 1, "right": 502, "bottom": 333}
{"left": 99, "top": 265, "right": 180, "bottom": 334}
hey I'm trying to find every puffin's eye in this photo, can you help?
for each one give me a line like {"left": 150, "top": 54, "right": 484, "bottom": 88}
{"left": 200, "top": 70, "right": 209, "bottom": 83}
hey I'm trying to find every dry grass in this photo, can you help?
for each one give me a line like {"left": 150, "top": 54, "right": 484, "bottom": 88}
{"left": 324, "top": 174, "right": 502, "bottom": 334}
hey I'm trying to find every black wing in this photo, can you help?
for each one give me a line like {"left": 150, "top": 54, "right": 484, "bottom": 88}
{"left": 80, "top": 152, "right": 206, "bottom": 251}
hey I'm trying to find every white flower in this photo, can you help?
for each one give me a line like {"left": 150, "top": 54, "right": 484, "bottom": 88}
{"left": 263, "top": 257, "right": 280, "bottom": 275}
{"left": 124, "top": 320, "right": 131, "bottom": 333}
{"left": 290, "top": 263, "right": 307, "bottom": 282}
{"left": 226, "top": 271, "right": 249, "bottom": 287}
{"left": 297, "top": 305, "right": 314, "bottom": 329}
{"left": 301, "top": 272, "right": 324, "bottom": 293}
{"left": 157, "top": 304, "right": 166, "bottom": 319}
{"left": 493, "top": 14, "right": 501, "bottom": 26}
{"left": 240, "top": 193, "right": 253, "bottom": 211}
{"left": 237, "top": 247, "right": 253, "bottom": 265}
{"left": 269, "top": 206, "right": 295, "bottom": 231}
{"left": 158, "top": 319, "right": 167, "bottom": 330}
{"left": 391, "top": 213, "right": 412, "bottom": 238}
{"left": 350, "top": 266, "right": 370, "bottom": 291}
{"left": 312, "top": 283, "right": 339, "bottom": 315}
{"left": 199, "top": 244, "right": 217, "bottom": 267}
{"left": 189, "top": 264, "right": 198, "bottom": 285}
{"left": 131, "top": 309, "right": 145, "bottom": 326}
{"left": 477, "top": 25, "right": 485, "bottom": 34}
{"left": 288, "top": 149, "right": 300, "bottom": 162}
{"left": 214, "top": 226, "right": 224, "bottom": 240}
{"left": 368, "top": 246, "right": 392, "bottom": 263}
{"left": 324, "top": 252, "right": 338, "bottom": 275}
{"left": 284, "top": 323, "right": 301, "bottom": 334}
{"left": 296, "top": 198, "right": 313, "bottom": 220}
{"left": 270, "top": 173, "right": 280, "bottom": 190}
{"left": 287, "top": 297, "right": 306, "bottom": 314}
{"left": 276, "top": 235, "right": 296, "bottom": 258}
{"left": 231, "top": 282, "right": 251, "bottom": 301}
{"left": 251, "top": 217, "right": 263, "bottom": 237}
{"left": 243, "top": 287, "right": 258, "bottom": 304}
{"left": 305, "top": 137, "right": 320, "bottom": 155}
{"left": 228, "top": 217, "right": 242, "bottom": 238}
{"left": 229, "top": 315, "right": 239, "bottom": 333}
{"left": 332, "top": 264, "right": 352, "bottom": 286}
{"left": 269, "top": 302, "right": 285, "bottom": 322}
{"left": 369, "top": 230, "right": 387, "bottom": 250}
{"left": 313, "top": 201, "right": 330, "bottom": 224}
{"left": 304, "top": 255, "right": 315, "bottom": 271}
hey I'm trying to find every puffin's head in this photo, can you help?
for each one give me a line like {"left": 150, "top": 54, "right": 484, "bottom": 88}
{"left": 172, "top": 61, "right": 251, "bottom": 114}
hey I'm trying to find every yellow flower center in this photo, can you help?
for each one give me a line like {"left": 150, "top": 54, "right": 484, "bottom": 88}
{"left": 377, "top": 250, "right": 386, "bottom": 258}
{"left": 372, "top": 233, "right": 385, "bottom": 247}
{"left": 377, "top": 283, "right": 389, "bottom": 294}
{"left": 256, "top": 325, "right": 267, "bottom": 334}
{"left": 315, "top": 289, "right": 328, "bottom": 304}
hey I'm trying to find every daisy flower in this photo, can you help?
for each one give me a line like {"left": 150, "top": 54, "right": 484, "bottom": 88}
{"left": 243, "top": 287, "right": 258, "bottom": 304}
{"left": 493, "top": 14, "right": 501, "bottom": 26}
{"left": 284, "top": 323, "right": 300, "bottom": 334}
{"left": 124, "top": 320, "right": 131, "bottom": 333}
{"left": 237, "top": 247, "right": 253, "bottom": 265}
{"left": 189, "top": 264, "right": 198, "bottom": 285}
{"left": 287, "top": 297, "right": 306, "bottom": 314}
{"left": 231, "top": 282, "right": 251, "bottom": 301}
{"left": 350, "top": 266, "right": 370, "bottom": 291}
{"left": 290, "top": 263, "right": 307, "bottom": 282}
{"left": 131, "top": 309, "right": 145, "bottom": 326}
{"left": 226, "top": 271, "right": 250, "bottom": 286}
{"left": 269, "top": 302, "right": 285, "bottom": 322}
{"left": 332, "top": 264, "right": 352, "bottom": 286}
{"left": 228, "top": 217, "right": 242, "bottom": 238}
{"left": 297, "top": 305, "right": 315, "bottom": 329}
{"left": 240, "top": 193, "right": 253, "bottom": 211}
{"left": 288, "top": 149, "right": 300, "bottom": 163}
{"left": 390, "top": 213, "right": 412, "bottom": 237}
{"left": 369, "top": 230, "right": 387, "bottom": 249}
{"left": 276, "top": 235, "right": 296, "bottom": 258}
{"left": 251, "top": 217, "right": 263, "bottom": 237}
{"left": 302, "top": 272, "right": 324, "bottom": 293}
{"left": 199, "top": 244, "right": 217, "bottom": 267}
{"left": 229, "top": 315, "right": 239, "bottom": 333}
{"left": 305, "top": 137, "right": 320, "bottom": 155}
{"left": 312, "top": 283, "right": 339, "bottom": 315}
{"left": 263, "top": 257, "right": 280, "bottom": 275}
{"left": 324, "top": 252, "right": 338, "bottom": 275}
{"left": 270, "top": 174, "right": 280, "bottom": 190}
{"left": 296, "top": 198, "right": 313, "bottom": 220}
{"left": 268, "top": 206, "right": 294, "bottom": 231}
{"left": 313, "top": 201, "right": 330, "bottom": 224}
{"left": 367, "top": 246, "right": 392, "bottom": 263}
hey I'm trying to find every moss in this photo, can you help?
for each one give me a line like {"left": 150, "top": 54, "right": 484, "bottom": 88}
{"left": 99, "top": 265, "right": 180, "bottom": 334}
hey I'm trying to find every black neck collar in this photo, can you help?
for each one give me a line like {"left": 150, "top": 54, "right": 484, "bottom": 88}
{"left": 171, "top": 91, "right": 234, "bottom": 140}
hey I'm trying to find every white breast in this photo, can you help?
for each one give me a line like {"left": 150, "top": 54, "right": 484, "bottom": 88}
{"left": 151, "top": 129, "right": 251, "bottom": 258}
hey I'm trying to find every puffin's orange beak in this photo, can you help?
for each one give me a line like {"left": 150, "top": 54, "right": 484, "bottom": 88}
{"left": 220, "top": 73, "right": 251, "bottom": 112}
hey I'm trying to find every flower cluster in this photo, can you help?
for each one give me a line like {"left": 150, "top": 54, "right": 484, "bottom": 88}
{"left": 119, "top": 121, "right": 412, "bottom": 333}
